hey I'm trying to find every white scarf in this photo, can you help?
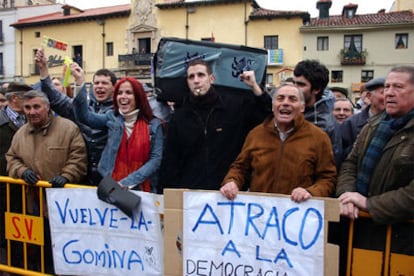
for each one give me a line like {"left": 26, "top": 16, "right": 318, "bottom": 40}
{"left": 119, "top": 109, "right": 139, "bottom": 138}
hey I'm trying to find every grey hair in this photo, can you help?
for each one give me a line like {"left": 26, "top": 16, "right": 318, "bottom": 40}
{"left": 388, "top": 65, "right": 414, "bottom": 85}
{"left": 272, "top": 83, "right": 305, "bottom": 104}
{"left": 22, "top": 90, "right": 50, "bottom": 106}
{"left": 334, "top": 97, "right": 354, "bottom": 114}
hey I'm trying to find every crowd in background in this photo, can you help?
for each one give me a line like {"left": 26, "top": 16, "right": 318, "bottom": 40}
{"left": 0, "top": 47, "right": 413, "bottom": 275}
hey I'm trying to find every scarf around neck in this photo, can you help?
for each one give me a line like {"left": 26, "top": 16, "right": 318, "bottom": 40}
{"left": 356, "top": 109, "right": 414, "bottom": 195}
{"left": 112, "top": 118, "right": 151, "bottom": 191}
{"left": 119, "top": 109, "right": 139, "bottom": 138}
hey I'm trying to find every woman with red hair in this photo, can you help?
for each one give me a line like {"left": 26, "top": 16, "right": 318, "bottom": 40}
{"left": 73, "top": 75, "right": 163, "bottom": 193}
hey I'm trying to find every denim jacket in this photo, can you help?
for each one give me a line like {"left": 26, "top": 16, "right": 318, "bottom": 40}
{"left": 73, "top": 84, "right": 163, "bottom": 192}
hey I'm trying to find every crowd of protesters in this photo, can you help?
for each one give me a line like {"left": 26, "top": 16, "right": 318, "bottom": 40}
{"left": 0, "top": 47, "right": 413, "bottom": 275}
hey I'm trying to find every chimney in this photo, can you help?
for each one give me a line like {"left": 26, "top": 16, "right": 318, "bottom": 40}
{"left": 316, "top": 0, "right": 332, "bottom": 19}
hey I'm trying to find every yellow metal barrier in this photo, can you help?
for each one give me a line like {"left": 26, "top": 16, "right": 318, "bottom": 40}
{"left": 0, "top": 176, "right": 89, "bottom": 276}
{"left": 1, "top": 176, "right": 412, "bottom": 275}
{"left": 346, "top": 211, "right": 414, "bottom": 276}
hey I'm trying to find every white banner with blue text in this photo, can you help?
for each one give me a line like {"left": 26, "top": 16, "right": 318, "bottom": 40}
{"left": 183, "top": 192, "right": 325, "bottom": 276}
{"left": 47, "top": 188, "right": 164, "bottom": 276}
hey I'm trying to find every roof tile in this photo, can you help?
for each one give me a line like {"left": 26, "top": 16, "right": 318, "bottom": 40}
{"left": 12, "top": 4, "right": 130, "bottom": 27}
{"left": 308, "top": 10, "right": 414, "bottom": 27}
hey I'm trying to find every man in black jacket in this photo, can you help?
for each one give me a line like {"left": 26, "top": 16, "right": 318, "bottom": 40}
{"left": 161, "top": 59, "right": 271, "bottom": 191}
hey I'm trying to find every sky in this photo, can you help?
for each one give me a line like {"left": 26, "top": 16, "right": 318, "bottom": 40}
{"left": 60, "top": 0, "right": 395, "bottom": 17}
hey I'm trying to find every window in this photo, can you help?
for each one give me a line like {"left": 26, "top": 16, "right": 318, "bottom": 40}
{"left": 138, "top": 38, "right": 150, "bottom": 54}
{"left": 106, "top": 42, "right": 113, "bottom": 57}
{"left": 0, "top": 21, "right": 3, "bottom": 42}
{"left": 331, "top": 70, "right": 343, "bottom": 83}
{"left": 266, "top": 73, "right": 273, "bottom": 85}
{"left": 344, "top": 35, "right": 362, "bottom": 52}
{"left": 345, "top": 9, "right": 355, "bottom": 19}
{"left": 317, "top": 36, "right": 329, "bottom": 51}
{"left": 361, "top": 70, "right": 374, "bottom": 83}
{"left": 35, "top": 31, "right": 40, "bottom": 38}
{"left": 264, "top": 35, "right": 278, "bottom": 49}
{"left": 73, "top": 45, "right": 83, "bottom": 67}
{"left": 32, "top": 49, "right": 39, "bottom": 75}
{"left": 395, "top": 33, "right": 408, "bottom": 49}
{"left": 0, "top": 53, "right": 3, "bottom": 75}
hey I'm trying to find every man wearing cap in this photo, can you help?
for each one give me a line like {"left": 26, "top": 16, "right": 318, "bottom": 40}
{"left": 341, "top": 77, "right": 385, "bottom": 159}
{"left": 331, "top": 86, "right": 349, "bottom": 100}
{"left": 0, "top": 82, "right": 32, "bottom": 268}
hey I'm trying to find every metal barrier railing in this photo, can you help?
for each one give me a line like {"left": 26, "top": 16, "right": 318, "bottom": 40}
{"left": 346, "top": 211, "right": 413, "bottom": 276}
{"left": 1, "top": 176, "right": 412, "bottom": 275}
{"left": 0, "top": 176, "right": 89, "bottom": 275}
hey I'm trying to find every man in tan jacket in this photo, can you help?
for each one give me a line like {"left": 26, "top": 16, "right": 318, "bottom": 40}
{"left": 220, "top": 84, "right": 336, "bottom": 202}
{"left": 7, "top": 90, "right": 87, "bottom": 186}
{"left": 6, "top": 90, "right": 87, "bottom": 273}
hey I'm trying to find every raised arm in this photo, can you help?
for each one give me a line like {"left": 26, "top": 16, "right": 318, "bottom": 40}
{"left": 240, "top": 71, "right": 272, "bottom": 131}
{"left": 240, "top": 71, "right": 263, "bottom": 96}
{"left": 35, "top": 48, "right": 75, "bottom": 120}
{"left": 71, "top": 63, "right": 108, "bottom": 129}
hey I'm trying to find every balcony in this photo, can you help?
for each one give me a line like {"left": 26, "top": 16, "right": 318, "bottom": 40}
{"left": 340, "top": 48, "right": 367, "bottom": 65}
{"left": 267, "top": 49, "right": 283, "bottom": 66}
{"left": 118, "top": 53, "right": 152, "bottom": 68}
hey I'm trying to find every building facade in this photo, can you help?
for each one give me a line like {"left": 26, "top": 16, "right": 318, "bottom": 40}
{"left": 1, "top": 0, "right": 55, "bottom": 7}
{"left": 0, "top": 3, "right": 62, "bottom": 83}
{"left": 7, "top": 0, "right": 414, "bottom": 91}
{"left": 301, "top": 0, "right": 414, "bottom": 102}
{"left": 10, "top": 4, "right": 130, "bottom": 84}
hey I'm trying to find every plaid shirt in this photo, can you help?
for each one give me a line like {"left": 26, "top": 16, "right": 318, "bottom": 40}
{"left": 5, "top": 106, "right": 25, "bottom": 128}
